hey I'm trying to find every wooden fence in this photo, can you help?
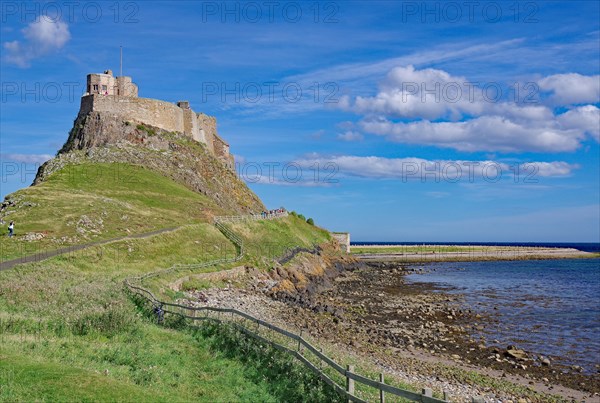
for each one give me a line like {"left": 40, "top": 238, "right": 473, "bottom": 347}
{"left": 124, "top": 214, "right": 449, "bottom": 403}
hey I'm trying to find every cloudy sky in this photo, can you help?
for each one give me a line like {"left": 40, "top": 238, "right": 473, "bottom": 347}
{"left": 1, "top": 1, "right": 599, "bottom": 242}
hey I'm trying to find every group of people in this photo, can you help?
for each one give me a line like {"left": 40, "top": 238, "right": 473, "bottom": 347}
{"left": 259, "top": 208, "right": 286, "bottom": 219}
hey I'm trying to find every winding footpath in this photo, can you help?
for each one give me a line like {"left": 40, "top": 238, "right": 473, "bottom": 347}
{"left": 0, "top": 226, "right": 179, "bottom": 272}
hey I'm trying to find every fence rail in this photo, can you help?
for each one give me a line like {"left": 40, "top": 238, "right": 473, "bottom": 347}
{"left": 215, "top": 211, "right": 288, "bottom": 223}
{"left": 124, "top": 212, "right": 448, "bottom": 403}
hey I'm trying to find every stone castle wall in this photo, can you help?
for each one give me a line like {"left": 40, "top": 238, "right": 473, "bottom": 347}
{"left": 80, "top": 95, "right": 229, "bottom": 162}
{"left": 82, "top": 95, "right": 185, "bottom": 133}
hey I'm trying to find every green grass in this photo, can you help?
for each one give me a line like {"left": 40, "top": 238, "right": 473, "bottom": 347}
{"left": 0, "top": 222, "right": 321, "bottom": 402}
{"left": 225, "top": 214, "right": 331, "bottom": 268}
{"left": 0, "top": 162, "right": 223, "bottom": 261}
{"left": 0, "top": 158, "right": 567, "bottom": 401}
{"left": 0, "top": 160, "right": 341, "bottom": 401}
{"left": 0, "top": 353, "right": 171, "bottom": 402}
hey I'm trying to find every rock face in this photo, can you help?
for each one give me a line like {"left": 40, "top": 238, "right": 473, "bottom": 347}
{"left": 34, "top": 112, "right": 266, "bottom": 214}
{"left": 266, "top": 243, "right": 364, "bottom": 309}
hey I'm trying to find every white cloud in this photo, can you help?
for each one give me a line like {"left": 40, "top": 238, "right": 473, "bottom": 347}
{"left": 340, "top": 65, "right": 480, "bottom": 120}
{"left": 557, "top": 105, "right": 600, "bottom": 141}
{"left": 0, "top": 153, "right": 53, "bottom": 164}
{"left": 538, "top": 73, "right": 600, "bottom": 105}
{"left": 359, "top": 115, "right": 586, "bottom": 153}
{"left": 337, "top": 131, "right": 364, "bottom": 142}
{"left": 339, "top": 65, "right": 599, "bottom": 153}
{"left": 294, "top": 154, "right": 578, "bottom": 181}
{"left": 529, "top": 161, "right": 580, "bottom": 177}
{"left": 3, "top": 16, "right": 70, "bottom": 67}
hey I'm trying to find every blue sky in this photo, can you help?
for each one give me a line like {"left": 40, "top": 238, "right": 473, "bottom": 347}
{"left": 1, "top": 1, "right": 599, "bottom": 242}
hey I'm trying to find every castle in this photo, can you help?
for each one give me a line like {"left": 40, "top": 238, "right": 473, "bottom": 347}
{"left": 81, "top": 70, "right": 233, "bottom": 168}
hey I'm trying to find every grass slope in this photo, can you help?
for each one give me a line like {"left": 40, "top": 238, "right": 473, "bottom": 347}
{"left": 0, "top": 162, "right": 336, "bottom": 401}
{"left": 0, "top": 222, "right": 283, "bottom": 401}
{"left": 228, "top": 214, "right": 331, "bottom": 267}
{"left": 1, "top": 162, "right": 225, "bottom": 262}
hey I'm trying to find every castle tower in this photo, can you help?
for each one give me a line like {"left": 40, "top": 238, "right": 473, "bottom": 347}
{"left": 80, "top": 70, "right": 232, "bottom": 170}
{"left": 85, "top": 69, "right": 138, "bottom": 97}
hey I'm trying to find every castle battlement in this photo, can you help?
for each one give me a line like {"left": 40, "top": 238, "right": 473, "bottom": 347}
{"left": 81, "top": 70, "right": 232, "bottom": 168}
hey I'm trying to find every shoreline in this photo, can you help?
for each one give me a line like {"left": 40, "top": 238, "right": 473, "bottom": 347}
{"left": 178, "top": 259, "right": 600, "bottom": 402}
{"left": 351, "top": 245, "right": 597, "bottom": 262}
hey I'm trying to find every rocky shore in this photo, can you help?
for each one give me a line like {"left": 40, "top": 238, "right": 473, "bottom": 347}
{"left": 177, "top": 252, "right": 599, "bottom": 402}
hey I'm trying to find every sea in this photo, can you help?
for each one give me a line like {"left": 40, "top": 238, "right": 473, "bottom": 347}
{"left": 352, "top": 242, "right": 600, "bottom": 373}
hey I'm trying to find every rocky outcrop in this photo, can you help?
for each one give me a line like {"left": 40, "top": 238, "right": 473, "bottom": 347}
{"left": 34, "top": 112, "right": 265, "bottom": 214}
{"left": 265, "top": 242, "right": 364, "bottom": 310}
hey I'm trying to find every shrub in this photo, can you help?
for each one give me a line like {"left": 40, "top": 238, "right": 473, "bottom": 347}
{"left": 306, "top": 218, "right": 314, "bottom": 225}
{"left": 136, "top": 124, "right": 157, "bottom": 136}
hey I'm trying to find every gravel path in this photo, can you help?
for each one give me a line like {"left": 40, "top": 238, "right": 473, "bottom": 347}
{"left": 0, "top": 226, "right": 179, "bottom": 271}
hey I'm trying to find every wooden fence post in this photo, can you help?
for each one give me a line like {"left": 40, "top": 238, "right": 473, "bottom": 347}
{"left": 346, "top": 364, "right": 354, "bottom": 402}
{"left": 379, "top": 373, "right": 385, "bottom": 403}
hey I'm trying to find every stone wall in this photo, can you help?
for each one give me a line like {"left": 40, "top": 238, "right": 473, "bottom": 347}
{"left": 116, "top": 76, "right": 138, "bottom": 97}
{"left": 79, "top": 94, "right": 232, "bottom": 167}
{"left": 331, "top": 232, "right": 351, "bottom": 253}
{"left": 197, "top": 113, "right": 216, "bottom": 155}
{"left": 84, "top": 95, "right": 185, "bottom": 134}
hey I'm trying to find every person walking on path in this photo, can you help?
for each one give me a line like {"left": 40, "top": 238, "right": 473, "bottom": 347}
{"left": 8, "top": 221, "right": 14, "bottom": 237}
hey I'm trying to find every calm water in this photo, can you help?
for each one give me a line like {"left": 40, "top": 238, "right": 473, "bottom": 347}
{"left": 405, "top": 259, "right": 600, "bottom": 373}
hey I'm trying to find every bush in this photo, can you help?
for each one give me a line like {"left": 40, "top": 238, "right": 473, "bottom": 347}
{"left": 306, "top": 218, "right": 314, "bottom": 225}
{"left": 136, "top": 124, "right": 157, "bottom": 136}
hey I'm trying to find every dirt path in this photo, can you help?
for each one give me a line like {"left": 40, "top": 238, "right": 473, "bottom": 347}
{"left": 0, "top": 227, "right": 179, "bottom": 271}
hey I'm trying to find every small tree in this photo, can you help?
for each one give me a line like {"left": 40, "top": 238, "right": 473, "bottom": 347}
{"left": 306, "top": 218, "right": 314, "bottom": 225}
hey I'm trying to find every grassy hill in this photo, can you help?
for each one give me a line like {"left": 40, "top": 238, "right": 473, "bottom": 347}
{"left": 0, "top": 161, "right": 335, "bottom": 401}
{"left": 0, "top": 162, "right": 226, "bottom": 262}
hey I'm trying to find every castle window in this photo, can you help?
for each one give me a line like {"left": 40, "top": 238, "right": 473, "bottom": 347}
{"left": 102, "top": 85, "right": 107, "bottom": 91}
{"left": 93, "top": 84, "right": 98, "bottom": 91}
